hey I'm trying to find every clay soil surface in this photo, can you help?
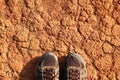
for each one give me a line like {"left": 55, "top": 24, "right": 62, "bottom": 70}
{"left": 0, "top": 0, "right": 120, "bottom": 80}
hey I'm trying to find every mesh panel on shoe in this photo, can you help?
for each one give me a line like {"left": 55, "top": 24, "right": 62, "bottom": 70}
{"left": 44, "top": 56, "right": 55, "bottom": 66}
{"left": 67, "top": 56, "right": 80, "bottom": 67}
{"left": 43, "top": 68, "right": 55, "bottom": 80}
{"left": 69, "top": 68, "right": 80, "bottom": 80}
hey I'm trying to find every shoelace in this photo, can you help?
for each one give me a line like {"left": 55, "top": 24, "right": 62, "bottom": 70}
{"left": 43, "top": 68, "right": 55, "bottom": 80}
{"left": 69, "top": 69, "right": 80, "bottom": 80}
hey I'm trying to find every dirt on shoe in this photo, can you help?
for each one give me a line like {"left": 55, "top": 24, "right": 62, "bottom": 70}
{"left": 0, "top": 0, "right": 120, "bottom": 80}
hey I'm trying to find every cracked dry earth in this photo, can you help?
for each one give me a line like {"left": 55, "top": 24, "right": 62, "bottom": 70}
{"left": 0, "top": 0, "right": 120, "bottom": 80}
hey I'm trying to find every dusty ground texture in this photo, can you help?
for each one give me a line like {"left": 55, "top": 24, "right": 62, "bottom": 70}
{"left": 0, "top": 0, "right": 120, "bottom": 80}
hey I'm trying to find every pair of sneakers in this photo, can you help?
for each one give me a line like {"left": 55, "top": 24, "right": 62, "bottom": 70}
{"left": 35, "top": 52, "right": 87, "bottom": 80}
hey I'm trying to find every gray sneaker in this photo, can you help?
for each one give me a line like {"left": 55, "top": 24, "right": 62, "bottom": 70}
{"left": 65, "top": 53, "right": 87, "bottom": 80}
{"left": 35, "top": 52, "right": 59, "bottom": 80}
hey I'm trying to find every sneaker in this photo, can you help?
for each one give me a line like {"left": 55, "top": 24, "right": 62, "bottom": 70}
{"left": 65, "top": 53, "right": 87, "bottom": 80}
{"left": 35, "top": 52, "right": 59, "bottom": 80}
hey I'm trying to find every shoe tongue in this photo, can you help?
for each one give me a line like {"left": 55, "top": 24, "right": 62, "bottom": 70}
{"left": 68, "top": 56, "right": 80, "bottom": 67}
{"left": 44, "top": 56, "right": 55, "bottom": 66}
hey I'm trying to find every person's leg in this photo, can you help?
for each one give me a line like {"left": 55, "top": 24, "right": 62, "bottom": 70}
{"left": 35, "top": 52, "right": 59, "bottom": 80}
{"left": 65, "top": 53, "right": 87, "bottom": 80}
